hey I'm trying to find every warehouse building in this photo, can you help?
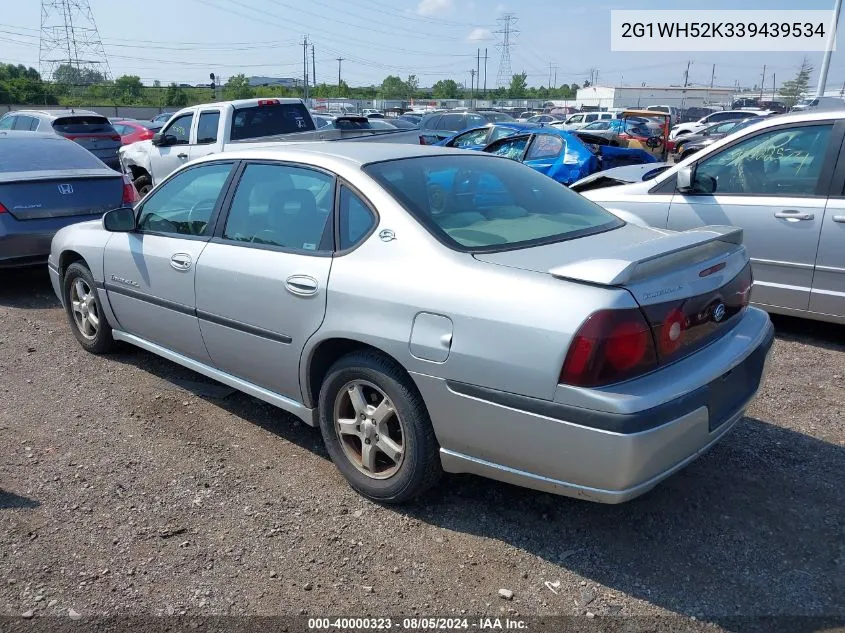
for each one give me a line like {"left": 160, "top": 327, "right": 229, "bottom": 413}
{"left": 575, "top": 85, "right": 737, "bottom": 110}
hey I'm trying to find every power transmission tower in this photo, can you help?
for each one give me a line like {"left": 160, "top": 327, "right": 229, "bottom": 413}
{"left": 494, "top": 13, "right": 518, "bottom": 89}
{"left": 39, "top": 0, "right": 111, "bottom": 83}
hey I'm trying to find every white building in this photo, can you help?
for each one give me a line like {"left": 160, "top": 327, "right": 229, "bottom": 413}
{"left": 575, "top": 85, "right": 737, "bottom": 110}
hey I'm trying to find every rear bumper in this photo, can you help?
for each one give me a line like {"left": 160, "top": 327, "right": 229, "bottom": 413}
{"left": 413, "top": 307, "right": 774, "bottom": 503}
{"left": 0, "top": 213, "right": 99, "bottom": 267}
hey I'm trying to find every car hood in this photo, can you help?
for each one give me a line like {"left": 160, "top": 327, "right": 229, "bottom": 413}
{"left": 569, "top": 162, "right": 670, "bottom": 192}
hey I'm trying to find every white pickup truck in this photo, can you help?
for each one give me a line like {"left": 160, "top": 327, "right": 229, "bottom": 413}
{"left": 120, "top": 97, "right": 421, "bottom": 195}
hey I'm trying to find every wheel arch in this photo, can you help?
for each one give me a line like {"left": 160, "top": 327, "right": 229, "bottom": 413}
{"left": 58, "top": 250, "right": 88, "bottom": 281}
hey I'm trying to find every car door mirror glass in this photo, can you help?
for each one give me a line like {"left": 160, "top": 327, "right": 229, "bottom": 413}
{"left": 676, "top": 165, "right": 694, "bottom": 192}
{"left": 103, "top": 206, "right": 137, "bottom": 232}
{"left": 152, "top": 132, "right": 173, "bottom": 147}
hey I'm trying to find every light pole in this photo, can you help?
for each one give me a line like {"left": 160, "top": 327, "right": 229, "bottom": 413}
{"left": 816, "top": 0, "right": 843, "bottom": 97}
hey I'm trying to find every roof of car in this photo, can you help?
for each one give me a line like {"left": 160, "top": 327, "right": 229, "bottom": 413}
{"left": 0, "top": 131, "right": 69, "bottom": 140}
{"left": 7, "top": 109, "right": 101, "bottom": 118}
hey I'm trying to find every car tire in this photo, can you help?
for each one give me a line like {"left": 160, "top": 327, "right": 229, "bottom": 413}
{"left": 63, "top": 262, "right": 115, "bottom": 355}
{"left": 680, "top": 149, "right": 698, "bottom": 161}
{"left": 318, "top": 351, "right": 442, "bottom": 503}
{"left": 134, "top": 174, "right": 152, "bottom": 197}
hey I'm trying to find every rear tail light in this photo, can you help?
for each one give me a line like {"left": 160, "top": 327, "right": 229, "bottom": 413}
{"left": 419, "top": 135, "right": 428, "bottom": 145}
{"left": 122, "top": 174, "right": 139, "bottom": 204}
{"left": 140, "top": 130, "right": 154, "bottom": 141}
{"left": 110, "top": 134, "right": 121, "bottom": 142}
{"left": 0, "top": 201, "right": 7, "bottom": 214}
{"left": 560, "top": 308, "right": 658, "bottom": 387}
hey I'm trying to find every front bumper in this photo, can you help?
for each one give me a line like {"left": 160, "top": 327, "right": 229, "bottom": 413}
{"left": 413, "top": 307, "right": 775, "bottom": 503}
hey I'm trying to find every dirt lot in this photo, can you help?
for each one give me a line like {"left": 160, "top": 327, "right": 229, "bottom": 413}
{"left": 1, "top": 267, "right": 844, "bottom": 631}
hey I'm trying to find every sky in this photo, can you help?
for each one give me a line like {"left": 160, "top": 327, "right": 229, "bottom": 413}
{"left": 1, "top": 0, "right": 843, "bottom": 92}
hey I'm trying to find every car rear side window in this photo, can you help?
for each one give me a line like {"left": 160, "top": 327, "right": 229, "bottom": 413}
{"left": 52, "top": 116, "right": 112, "bottom": 134}
{"left": 229, "top": 103, "right": 312, "bottom": 140}
{"left": 223, "top": 163, "right": 334, "bottom": 252}
{"left": 137, "top": 162, "right": 233, "bottom": 236}
{"left": 364, "top": 155, "right": 622, "bottom": 252}
{"left": 196, "top": 111, "right": 220, "bottom": 144}
{"left": 436, "top": 114, "right": 465, "bottom": 131}
{"left": 451, "top": 128, "right": 489, "bottom": 148}
{"left": 338, "top": 186, "right": 376, "bottom": 250}
{"left": 13, "top": 115, "right": 37, "bottom": 131}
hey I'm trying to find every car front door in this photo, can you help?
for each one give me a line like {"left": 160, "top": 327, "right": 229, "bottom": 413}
{"left": 194, "top": 162, "right": 336, "bottom": 401}
{"left": 810, "top": 133, "right": 845, "bottom": 318}
{"left": 150, "top": 112, "right": 194, "bottom": 185}
{"left": 102, "top": 161, "right": 236, "bottom": 362}
{"left": 667, "top": 121, "right": 839, "bottom": 311}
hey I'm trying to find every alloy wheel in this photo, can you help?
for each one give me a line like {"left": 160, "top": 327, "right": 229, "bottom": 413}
{"left": 70, "top": 278, "right": 99, "bottom": 340}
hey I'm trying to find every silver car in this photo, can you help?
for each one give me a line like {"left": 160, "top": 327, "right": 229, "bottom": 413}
{"left": 49, "top": 144, "right": 774, "bottom": 504}
{"left": 577, "top": 110, "right": 845, "bottom": 325}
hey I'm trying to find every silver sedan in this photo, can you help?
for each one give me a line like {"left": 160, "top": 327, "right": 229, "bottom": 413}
{"left": 50, "top": 143, "right": 773, "bottom": 504}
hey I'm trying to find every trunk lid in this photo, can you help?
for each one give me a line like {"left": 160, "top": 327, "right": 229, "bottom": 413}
{"left": 474, "top": 223, "right": 752, "bottom": 364}
{"left": 0, "top": 170, "right": 123, "bottom": 220}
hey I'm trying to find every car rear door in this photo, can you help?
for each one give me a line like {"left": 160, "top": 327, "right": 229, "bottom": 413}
{"left": 188, "top": 109, "right": 222, "bottom": 162}
{"left": 666, "top": 120, "right": 840, "bottom": 312}
{"left": 193, "top": 161, "right": 335, "bottom": 402}
{"left": 102, "top": 161, "right": 236, "bottom": 362}
{"left": 809, "top": 129, "right": 845, "bottom": 318}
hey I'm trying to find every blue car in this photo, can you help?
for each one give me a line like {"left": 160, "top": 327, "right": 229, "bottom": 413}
{"left": 481, "top": 127, "right": 657, "bottom": 186}
{"left": 432, "top": 122, "right": 535, "bottom": 151}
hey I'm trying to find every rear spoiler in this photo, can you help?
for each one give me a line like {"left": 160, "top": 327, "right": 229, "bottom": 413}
{"left": 549, "top": 225, "right": 744, "bottom": 286}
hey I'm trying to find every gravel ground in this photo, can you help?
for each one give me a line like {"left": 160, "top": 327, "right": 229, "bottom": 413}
{"left": 1, "top": 267, "right": 843, "bottom": 631}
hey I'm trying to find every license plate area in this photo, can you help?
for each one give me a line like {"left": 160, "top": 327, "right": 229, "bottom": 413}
{"left": 707, "top": 337, "right": 770, "bottom": 432}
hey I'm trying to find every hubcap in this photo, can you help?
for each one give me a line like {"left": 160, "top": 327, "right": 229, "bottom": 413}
{"left": 70, "top": 278, "right": 99, "bottom": 340}
{"left": 333, "top": 380, "right": 405, "bottom": 480}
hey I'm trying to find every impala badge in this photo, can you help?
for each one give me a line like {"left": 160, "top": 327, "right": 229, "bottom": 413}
{"left": 58, "top": 183, "right": 74, "bottom": 195}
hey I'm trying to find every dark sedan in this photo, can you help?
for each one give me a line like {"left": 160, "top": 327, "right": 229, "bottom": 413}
{"left": 0, "top": 132, "right": 137, "bottom": 268}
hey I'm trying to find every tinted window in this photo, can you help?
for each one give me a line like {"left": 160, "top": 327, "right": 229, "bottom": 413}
{"left": 229, "top": 103, "right": 312, "bottom": 140}
{"left": 437, "top": 114, "right": 465, "bottom": 131}
{"left": 338, "top": 186, "right": 376, "bottom": 250}
{"left": 0, "top": 137, "right": 104, "bottom": 172}
{"left": 694, "top": 124, "right": 833, "bottom": 197}
{"left": 419, "top": 114, "right": 442, "bottom": 129}
{"left": 163, "top": 113, "right": 193, "bottom": 144}
{"left": 451, "top": 128, "right": 490, "bottom": 148}
{"left": 526, "top": 135, "right": 564, "bottom": 160}
{"left": 112, "top": 123, "right": 128, "bottom": 135}
{"left": 52, "top": 116, "right": 113, "bottom": 134}
{"left": 480, "top": 112, "right": 514, "bottom": 123}
{"left": 585, "top": 114, "right": 598, "bottom": 123}
{"left": 137, "top": 162, "right": 232, "bottom": 235}
{"left": 196, "top": 111, "right": 220, "bottom": 144}
{"left": 0, "top": 116, "right": 14, "bottom": 130}
{"left": 709, "top": 112, "right": 743, "bottom": 123}
{"left": 223, "top": 163, "right": 334, "bottom": 252}
{"left": 13, "top": 115, "right": 36, "bottom": 131}
{"left": 365, "top": 156, "right": 621, "bottom": 251}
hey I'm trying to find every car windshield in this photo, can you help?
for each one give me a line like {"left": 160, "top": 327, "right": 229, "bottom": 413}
{"left": 0, "top": 137, "right": 104, "bottom": 172}
{"left": 363, "top": 155, "right": 623, "bottom": 252}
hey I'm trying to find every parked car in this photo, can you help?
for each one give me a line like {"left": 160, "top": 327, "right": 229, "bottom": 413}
{"left": 672, "top": 118, "right": 759, "bottom": 160}
{"left": 577, "top": 110, "right": 845, "bottom": 324}
{"left": 516, "top": 110, "right": 540, "bottom": 121}
{"left": 481, "top": 126, "right": 657, "bottom": 185}
{"left": 384, "top": 117, "right": 419, "bottom": 129}
{"left": 524, "top": 114, "right": 563, "bottom": 125}
{"left": 670, "top": 110, "right": 769, "bottom": 140}
{"left": 790, "top": 96, "right": 845, "bottom": 112}
{"left": 398, "top": 113, "right": 423, "bottom": 126}
{"left": 151, "top": 112, "right": 175, "bottom": 124}
{"left": 0, "top": 132, "right": 137, "bottom": 268}
{"left": 433, "top": 122, "right": 535, "bottom": 150}
{"left": 555, "top": 112, "right": 614, "bottom": 131}
{"left": 418, "top": 111, "right": 508, "bottom": 136}
{"left": 732, "top": 97, "right": 760, "bottom": 110}
{"left": 571, "top": 119, "right": 653, "bottom": 145}
{"left": 757, "top": 101, "right": 787, "bottom": 114}
{"left": 362, "top": 109, "right": 385, "bottom": 118}
{"left": 645, "top": 105, "right": 681, "bottom": 126}
{"left": 112, "top": 120, "right": 164, "bottom": 145}
{"left": 49, "top": 143, "right": 773, "bottom": 503}
{"left": 0, "top": 109, "right": 122, "bottom": 170}
{"left": 474, "top": 110, "right": 515, "bottom": 123}
{"left": 678, "top": 107, "right": 719, "bottom": 124}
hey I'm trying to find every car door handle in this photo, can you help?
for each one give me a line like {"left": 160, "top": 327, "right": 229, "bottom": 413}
{"left": 285, "top": 275, "right": 318, "bottom": 296}
{"left": 177, "top": 152, "right": 188, "bottom": 159}
{"left": 774, "top": 210, "right": 814, "bottom": 221}
{"left": 833, "top": 215, "right": 845, "bottom": 224}
{"left": 170, "top": 253, "right": 192, "bottom": 271}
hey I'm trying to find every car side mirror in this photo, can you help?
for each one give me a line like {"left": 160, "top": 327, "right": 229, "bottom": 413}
{"left": 103, "top": 207, "right": 136, "bottom": 232}
{"left": 152, "top": 132, "right": 175, "bottom": 147}
{"left": 676, "top": 165, "right": 694, "bottom": 192}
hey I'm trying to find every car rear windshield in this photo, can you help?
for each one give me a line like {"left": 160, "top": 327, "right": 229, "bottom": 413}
{"left": 52, "top": 116, "right": 114, "bottom": 134}
{"left": 0, "top": 137, "right": 104, "bottom": 172}
{"left": 230, "top": 102, "right": 313, "bottom": 140}
{"left": 364, "top": 155, "right": 623, "bottom": 252}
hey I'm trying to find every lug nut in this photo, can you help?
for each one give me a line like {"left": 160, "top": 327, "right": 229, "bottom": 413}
{"left": 364, "top": 439, "right": 371, "bottom": 445}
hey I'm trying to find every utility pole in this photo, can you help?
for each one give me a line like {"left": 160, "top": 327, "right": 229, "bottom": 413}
{"left": 302, "top": 35, "right": 309, "bottom": 101}
{"left": 759, "top": 64, "right": 766, "bottom": 99}
{"left": 476, "top": 49, "right": 480, "bottom": 100}
{"left": 548, "top": 62, "right": 553, "bottom": 90}
{"left": 469, "top": 69, "right": 476, "bottom": 96}
{"left": 336, "top": 57, "right": 344, "bottom": 92}
{"left": 483, "top": 48, "right": 488, "bottom": 95}
{"left": 311, "top": 43, "right": 316, "bottom": 88}
{"left": 772, "top": 73, "right": 777, "bottom": 100}
{"left": 816, "top": 0, "right": 843, "bottom": 96}
{"left": 683, "top": 60, "right": 691, "bottom": 87}
{"left": 710, "top": 64, "right": 716, "bottom": 89}
{"left": 553, "top": 66, "right": 557, "bottom": 90}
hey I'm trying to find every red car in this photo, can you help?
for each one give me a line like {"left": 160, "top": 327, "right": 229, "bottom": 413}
{"left": 111, "top": 120, "right": 162, "bottom": 145}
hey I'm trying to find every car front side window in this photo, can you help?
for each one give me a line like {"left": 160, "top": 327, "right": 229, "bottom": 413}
{"left": 136, "top": 162, "right": 233, "bottom": 236}
{"left": 693, "top": 124, "right": 833, "bottom": 196}
{"left": 485, "top": 136, "right": 529, "bottom": 160}
{"left": 222, "top": 163, "right": 334, "bottom": 252}
{"left": 162, "top": 113, "right": 193, "bottom": 144}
